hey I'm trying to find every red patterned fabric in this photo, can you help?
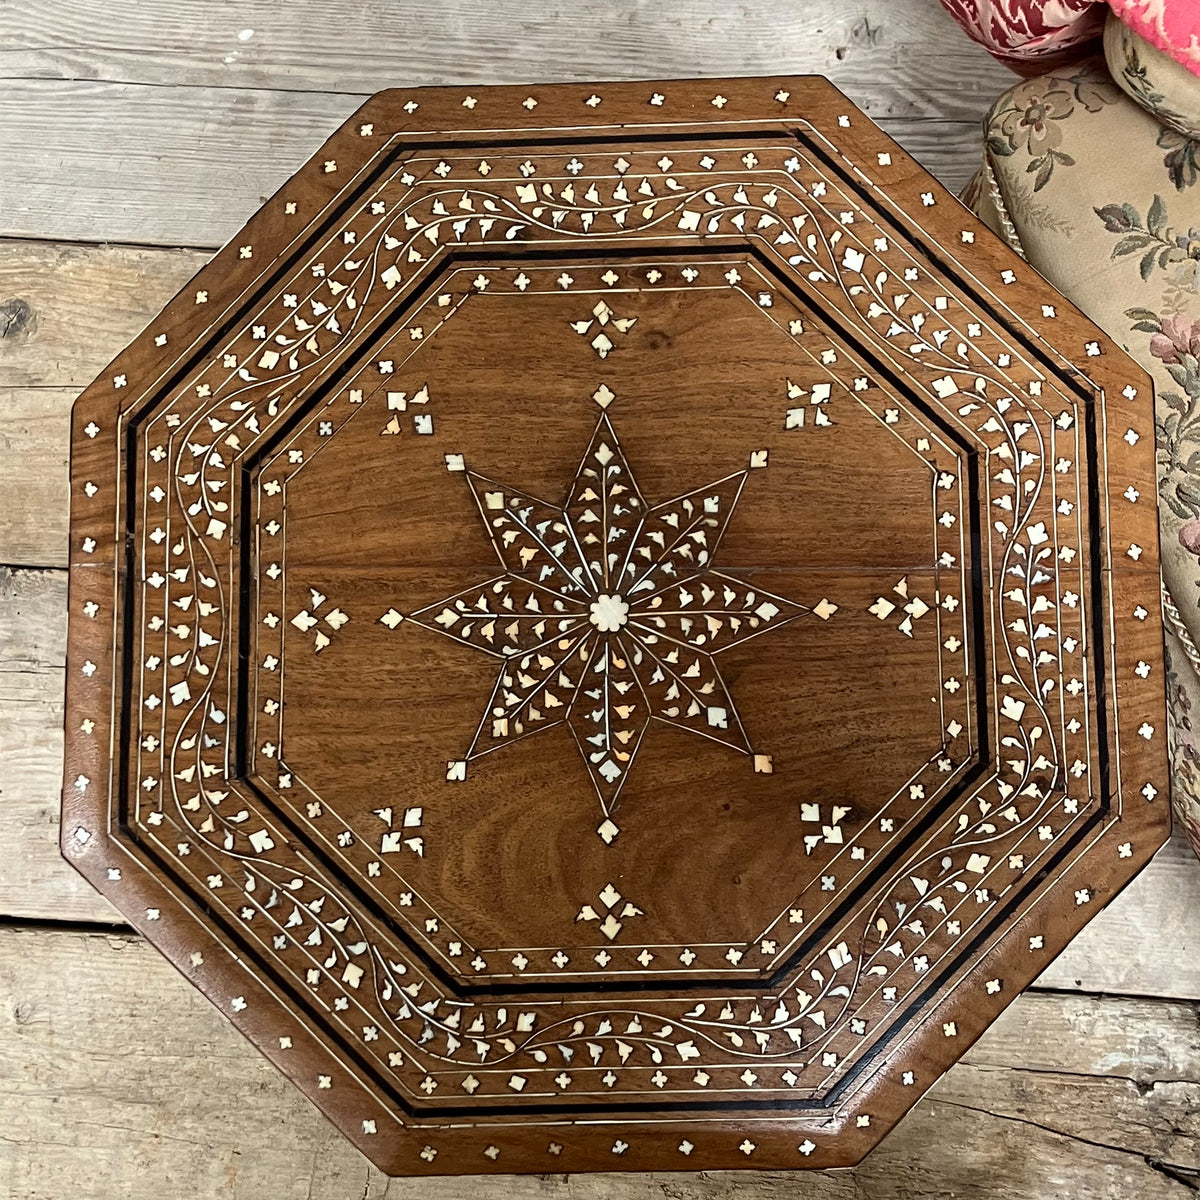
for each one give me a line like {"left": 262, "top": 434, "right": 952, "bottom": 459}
{"left": 938, "top": 0, "right": 1200, "bottom": 76}
{"left": 1110, "top": 0, "right": 1200, "bottom": 73}
{"left": 937, "top": 0, "right": 1108, "bottom": 71}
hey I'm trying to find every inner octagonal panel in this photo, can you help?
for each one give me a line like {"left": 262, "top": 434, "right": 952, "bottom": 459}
{"left": 256, "top": 257, "right": 982, "bottom": 980}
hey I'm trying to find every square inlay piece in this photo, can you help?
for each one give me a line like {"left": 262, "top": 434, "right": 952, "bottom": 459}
{"left": 62, "top": 77, "right": 1169, "bottom": 1175}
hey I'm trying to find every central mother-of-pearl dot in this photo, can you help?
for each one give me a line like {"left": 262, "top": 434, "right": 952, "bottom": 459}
{"left": 589, "top": 593, "right": 629, "bottom": 632}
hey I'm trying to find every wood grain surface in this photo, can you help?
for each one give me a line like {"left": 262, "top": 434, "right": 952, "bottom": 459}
{"left": 1, "top": 927, "right": 1197, "bottom": 1199}
{"left": 1, "top": 0, "right": 1196, "bottom": 1193}
{"left": 0, "top": 0, "right": 1014, "bottom": 246}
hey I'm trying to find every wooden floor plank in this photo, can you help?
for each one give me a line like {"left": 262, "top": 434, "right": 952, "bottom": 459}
{"left": 0, "top": 567, "right": 118, "bottom": 924}
{"left": 4, "top": 562, "right": 1200, "bottom": 993}
{"left": 0, "top": 0, "right": 1015, "bottom": 115}
{"left": 0, "top": 79, "right": 986, "bottom": 249}
{"left": 0, "top": 0, "right": 1009, "bottom": 250}
{"left": 0, "top": 240, "right": 208, "bottom": 391}
{"left": 0, "top": 387, "right": 72, "bottom": 569}
{"left": 0, "top": 0, "right": 1013, "bottom": 114}
{"left": 0, "top": 926, "right": 1193, "bottom": 1199}
{"left": 0, "top": 79, "right": 342, "bottom": 249}
{"left": 3, "top": 4, "right": 1191, "bottom": 1192}
{"left": 1037, "top": 834, "right": 1200, "bottom": 998}
{"left": 0, "top": 241, "right": 209, "bottom": 568}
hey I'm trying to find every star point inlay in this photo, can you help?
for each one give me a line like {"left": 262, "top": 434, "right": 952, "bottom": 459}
{"left": 395, "top": 407, "right": 832, "bottom": 835}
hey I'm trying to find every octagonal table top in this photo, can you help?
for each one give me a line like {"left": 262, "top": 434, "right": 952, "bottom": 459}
{"left": 61, "top": 75, "right": 1169, "bottom": 1175}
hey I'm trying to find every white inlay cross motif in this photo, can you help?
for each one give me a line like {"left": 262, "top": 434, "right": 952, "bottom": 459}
{"left": 576, "top": 882, "right": 644, "bottom": 940}
{"left": 868, "top": 577, "right": 931, "bottom": 638}
{"left": 392, "top": 408, "right": 835, "bottom": 839}
{"left": 570, "top": 300, "right": 637, "bottom": 359}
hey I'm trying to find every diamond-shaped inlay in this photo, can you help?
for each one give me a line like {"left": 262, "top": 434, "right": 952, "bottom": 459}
{"left": 63, "top": 77, "right": 1166, "bottom": 1177}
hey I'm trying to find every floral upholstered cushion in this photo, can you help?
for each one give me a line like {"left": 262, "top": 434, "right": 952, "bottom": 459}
{"left": 965, "top": 13, "right": 1200, "bottom": 852}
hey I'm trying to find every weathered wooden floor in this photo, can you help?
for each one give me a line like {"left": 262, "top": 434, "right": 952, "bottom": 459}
{"left": 2, "top": 2, "right": 1200, "bottom": 1196}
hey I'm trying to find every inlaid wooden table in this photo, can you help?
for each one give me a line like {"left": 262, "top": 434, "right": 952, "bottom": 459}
{"left": 61, "top": 76, "right": 1169, "bottom": 1176}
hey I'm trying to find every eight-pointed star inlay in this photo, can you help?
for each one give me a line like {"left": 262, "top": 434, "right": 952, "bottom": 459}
{"left": 393, "top": 407, "right": 836, "bottom": 840}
